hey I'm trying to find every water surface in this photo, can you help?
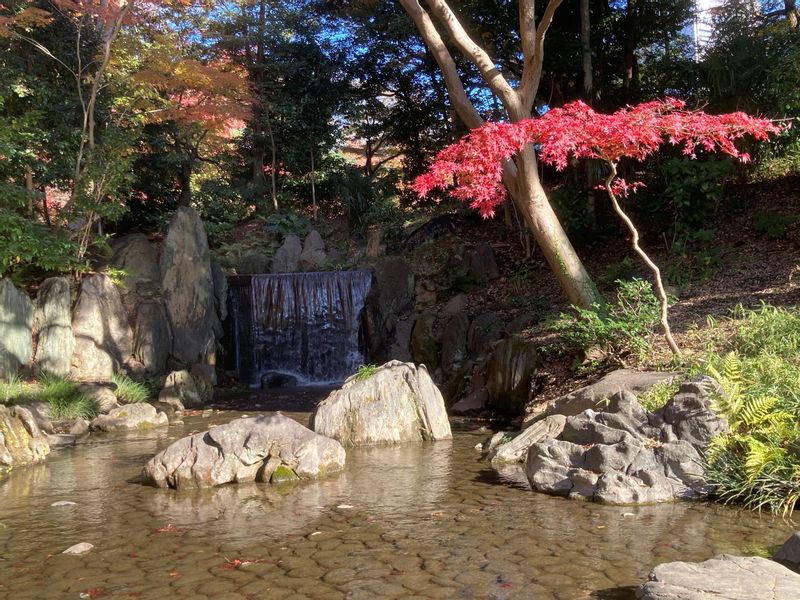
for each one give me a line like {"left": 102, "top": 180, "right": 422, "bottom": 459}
{"left": 0, "top": 403, "right": 792, "bottom": 600}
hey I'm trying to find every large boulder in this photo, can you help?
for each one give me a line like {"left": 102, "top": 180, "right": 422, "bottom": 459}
{"left": 485, "top": 335, "right": 540, "bottom": 415}
{"left": 410, "top": 312, "right": 439, "bottom": 370}
{"left": 142, "top": 413, "right": 346, "bottom": 489}
{"left": 525, "top": 383, "right": 727, "bottom": 504}
{"left": 466, "top": 242, "right": 500, "bottom": 283}
{"left": 774, "top": 531, "right": 800, "bottom": 567}
{"left": 159, "top": 207, "right": 218, "bottom": 365}
{"left": 91, "top": 403, "right": 168, "bottom": 432}
{"left": 362, "top": 257, "right": 414, "bottom": 363}
{"left": 32, "top": 277, "right": 74, "bottom": 378}
{"left": 0, "top": 278, "right": 33, "bottom": 380}
{"left": 533, "top": 369, "right": 681, "bottom": 420}
{"left": 158, "top": 369, "right": 203, "bottom": 410}
{"left": 0, "top": 405, "right": 50, "bottom": 472}
{"left": 311, "top": 361, "right": 452, "bottom": 446}
{"left": 636, "top": 555, "right": 800, "bottom": 600}
{"left": 210, "top": 259, "right": 228, "bottom": 322}
{"left": 110, "top": 233, "right": 161, "bottom": 315}
{"left": 132, "top": 300, "right": 171, "bottom": 374}
{"left": 70, "top": 274, "right": 133, "bottom": 381}
{"left": 271, "top": 234, "right": 303, "bottom": 273}
{"left": 440, "top": 313, "right": 469, "bottom": 377}
{"left": 298, "top": 230, "right": 326, "bottom": 270}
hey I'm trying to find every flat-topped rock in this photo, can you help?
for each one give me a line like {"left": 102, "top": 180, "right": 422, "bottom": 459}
{"left": 636, "top": 554, "right": 800, "bottom": 599}
{"left": 311, "top": 361, "right": 451, "bottom": 446}
{"left": 91, "top": 403, "right": 168, "bottom": 432}
{"left": 142, "top": 413, "right": 346, "bottom": 489}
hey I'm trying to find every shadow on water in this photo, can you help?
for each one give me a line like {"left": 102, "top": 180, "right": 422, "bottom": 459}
{"left": 592, "top": 586, "right": 639, "bottom": 599}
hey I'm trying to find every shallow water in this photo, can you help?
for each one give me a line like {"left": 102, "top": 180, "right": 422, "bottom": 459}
{"left": 0, "top": 403, "right": 793, "bottom": 600}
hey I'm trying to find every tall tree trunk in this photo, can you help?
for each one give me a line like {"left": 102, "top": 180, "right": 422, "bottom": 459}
{"left": 179, "top": 161, "right": 192, "bottom": 206}
{"left": 24, "top": 165, "right": 34, "bottom": 217}
{"left": 623, "top": 0, "right": 637, "bottom": 93}
{"left": 580, "top": 0, "right": 592, "bottom": 98}
{"left": 265, "top": 109, "right": 277, "bottom": 210}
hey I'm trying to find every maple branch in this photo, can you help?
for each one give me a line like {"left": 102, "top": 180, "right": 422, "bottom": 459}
{"left": 520, "top": 0, "right": 564, "bottom": 114}
{"left": 423, "top": 0, "right": 522, "bottom": 117}
{"left": 397, "top": 0, "right": 483, "bottom": 129}
{"left": 604, "top": 162, "right": 681, "bottom": 357}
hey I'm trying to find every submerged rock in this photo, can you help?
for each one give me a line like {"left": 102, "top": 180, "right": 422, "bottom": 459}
{"left": 91, "top": 403, "right": 168, "bottom": 432}
{"left": 311, "top": 361, "right": 452, "bottom": 447}
{"left": 524, "top": 380, "right": 726, "bottom": 504}
{"left": 142, "top": 413, "right": 346, "bottom": 489}
{"left": 636, "top": 555, "right": 800, "bottom": 599}
{"left": 0, "top": 405, "right": 50, "bottom": 471}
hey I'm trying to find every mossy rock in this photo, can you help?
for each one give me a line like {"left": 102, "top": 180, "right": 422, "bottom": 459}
{"left": 270, "top": 465, "right": 299, "bottom": 484}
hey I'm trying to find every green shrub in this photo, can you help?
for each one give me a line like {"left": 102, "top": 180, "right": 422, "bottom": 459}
{"left": 0, "top": 375, "right": 30, "bottom": 405}
{"left": 752, "top": 211, "right": 795, "bottom": 239}
{"left": 697, "top": 305, "right": 800, "bottom": 515}
{"left": 355, "top": 364, "right": 379, "bottom": 381}
{"left": 551, "top": 278, "right": 661, "bottom": 363}
{"left": 638, "top": 379, "right": 680, "bottom": 412}
{"left": 112, "top": 373, "right": 151, "bottom": 404}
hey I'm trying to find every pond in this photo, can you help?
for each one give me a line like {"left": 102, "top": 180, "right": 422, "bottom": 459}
{"left": 0, "top": 392, "right": 791, "bottom": 600}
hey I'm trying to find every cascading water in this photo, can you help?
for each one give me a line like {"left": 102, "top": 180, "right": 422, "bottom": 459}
{"left": 225, "top": 271, "right": 372, "bottom": 386}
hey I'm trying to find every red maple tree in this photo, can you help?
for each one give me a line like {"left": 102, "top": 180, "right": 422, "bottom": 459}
{"left": 415, "top": 99, "right": 781, "bottom": 354}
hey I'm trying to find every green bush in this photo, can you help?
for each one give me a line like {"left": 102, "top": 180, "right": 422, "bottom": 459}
{"left": 355, "top": 364, "right": 379, "bottom": 381}
{"left": 638, "top": 379, "right": 680, "bottom": 412}
{"left": 551, "top": 278, "right": 661, "bottom": 363}
{"left": 698, "top": 305, "right": 800, "bottom": 516}
{"left": 112, "top": 373, "right": 151, "bottom": 404}
{"left": 752, "top": 211, "right": 796, "bottom": 239}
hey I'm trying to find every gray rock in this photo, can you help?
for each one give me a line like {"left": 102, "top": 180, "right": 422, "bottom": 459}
{"left": 443, "top": 294, "right": 467, "bottom": 315}
{"left": 467, "top": 313, "right": 502, "bottom": 357}
{"left": 410, "top": 312, "right": 439, "bottom": 369}
{"left": 271, "top": 235, "right": 303, "bottom": 273}
{"left": 489, "top": 415, "right": 566, "bottom": 463}
{"left": 660, "top": 377, "right": 727, "bottom": 450}
{"left": 210, "top": 259, "right": 228, "bottom": 322}
{"left": 238, "top": 251, "right": 272, "bottom": 274}
{"left": 466, "top": 242, "right": 500, "bottom": 283}
{"left": 46, "top": 433, "right": 76, "bottom": 447}
{"left": 0, "top": 405, "right": 50, "bottom": 469}
{"left": 311, "top": 361, "right": 452, "bottom": 447}
{"left": 636, "top": 555, "right": 800, "bottom": 600}
{"left": 525, "top": 386, "right": 722, "bottom": 504}
{"left": 534, "top": 369, "right": 681, "bottom": 420}
{"left": 158, "top": 370, "right": 200, "bottom": 411}
{"left": 450, "top": 389, "right": 488, "bottom": 415}
{"left": 142, "top": 413, "right": 346, "bottom": 489}
{"left": 362, "top": 257, "right": 414, "bottom": 362}
{"left": 485, "top": 335, "right": 539, "bottom": 415}
{"left": 440, "top": 313, "right": 469, "bottom": 376}
{"left": 0, "top": 278, "right": 33, "bottom": 379}
{"left": 32, "top": 277, "right": 74, "bottom": 378}
{"left": 132, "top": 300, "right": 171, "bottom": 375}
{"left": 77, "top": 383, "right": 119, "bottom": 413}
{"left": 69, "top": 418, "right": 90, "bottom": 436}
{"left": 62, "top": 542, "right": 94, "bottom": 555}
{"left": 70, "top": 274, "right": 133, "bottom": 381}
{"left": 159, "top": 207, "right": 218, "bottom": 365}
{"left": 91, "top": 403, "right": 168, "bottom": 432}
{"left": 298, "top": 230, "right": 326, "bottom": 270}
{"left": 775, "top": 531, "right": 800, "bottom": 566}
{"left": 110, "top": 233, "right": 161, "bottom": 315}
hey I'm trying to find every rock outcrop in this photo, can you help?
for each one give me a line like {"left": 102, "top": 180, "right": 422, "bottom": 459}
{"left": 32, "top": 277, "right": 74, "bottom": 377}
{"left": 0, "top": 278, "right": 33, "bottom": 380}
{"left": 636, "top": 555, "right": 800, "bottom": 600}
{"left": 142, "top": 413, "right": 346, "bottom": 489}
{"left": 531, "top": 369, "right": 681, "bottom": 420}
{"left": 774, "top": 531, "right": 800, "bottom": 567}
{"left": 311, "top": 361, "right": 452, "bottom": 446}
{"left": 485, "top": 335, "right": 539, "bottom": 414}
{"left": 70, "top": 274, "right": 133, "bottom": 381}
{"left": 362, "top": 257, "right": 414, "bottom": 363}
{"left": 271, "top": 235, "right": 303, "bottom": 273}
{"left": 91, "top": 403, "right": 168, "bottom": 432}
{"left": 0, "top": 405, "right": 50, "bottom": 472}
{"left": 158, "top": 369, "right": 203, "bottom": 410}
{"left": 524, "top": 379, "right": 726, "bottom": 504}
{"left": 298, "top": 230, "right": 326, "bottom": 270}
{"left": 159, "top": 207, "right": 218, "bottom": 366}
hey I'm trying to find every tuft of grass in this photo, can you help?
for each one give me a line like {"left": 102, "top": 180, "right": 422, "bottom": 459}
{"left": 355, "top": 364, "right": 379, "bottom": 382}
{"left": 0, "top": 375, "right": 32, "bottom": 405}
{"left": 638, "top": 379, "right": 680, "bottom": 412}
{"left": 39, "top": 376, "right": 98, "bottom": 420}
{"left": 112, "top": 373, "right": 151, "bottom": 404}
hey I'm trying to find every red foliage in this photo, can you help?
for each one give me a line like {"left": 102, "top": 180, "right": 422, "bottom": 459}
{"left": 413, "top": 99, "right": 781, "bottom": 217}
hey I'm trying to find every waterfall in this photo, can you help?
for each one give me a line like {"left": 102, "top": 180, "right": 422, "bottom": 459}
{"left": 225, "top": 271, "right": 373, "bottom": 386}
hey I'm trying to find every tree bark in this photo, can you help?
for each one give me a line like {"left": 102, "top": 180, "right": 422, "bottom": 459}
{"left": 398, "top": 0, "right": 601, "bottom": 308}
{"left": 580, "top": 0, "right": 592, "bottom": 98}
{"left": 622, "top": 0, "right": 637, "bottom": 93}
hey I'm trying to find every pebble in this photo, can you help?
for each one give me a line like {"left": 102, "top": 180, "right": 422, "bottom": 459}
{"left": 62, "top": 542, "right": 94, "bottom": 555}
{"left": 51, "top": 501, "right": 77, "bottom": 507}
